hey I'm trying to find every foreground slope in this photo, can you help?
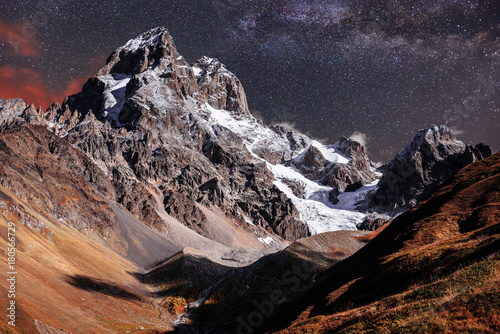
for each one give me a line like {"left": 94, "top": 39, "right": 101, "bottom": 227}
{"left": 0, "top": 185, "right": 174, "bottom": 334}
{"left": 255, "top": 152, "right": 500, "bottom": 333}
{"left": 0, "top": 124, "right": 185, "bottom": 333}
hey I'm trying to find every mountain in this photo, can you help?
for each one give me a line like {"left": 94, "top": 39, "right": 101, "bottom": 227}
{"left": 0, "top": 27, "right": 379, "bottom": 334}
{"left": 0, "top": 27, "right": 392, "bottom": 240}
{"left": 0, "top": 27, "right": 496, "bottom": 334}
{"left": 2, "top": 27, "right": 312, "bottom": 243}
{"left": 1, "top": 28, "right": 492, "bottom": 239}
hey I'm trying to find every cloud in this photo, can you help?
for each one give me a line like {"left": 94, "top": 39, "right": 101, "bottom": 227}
{"left": 349, "top": 131, "right": 369, "bottom": 150}
{"left": 0, "top": 21, "right": 40, "bottom": 57}
{"left": 0, "top": 66, "right": 87, "bottom": 110}
{"left": 62, "top": 77, "right": 88, "bottom": 98}
{"left": 450, "top": 127, "right": 465, "bottom": 136}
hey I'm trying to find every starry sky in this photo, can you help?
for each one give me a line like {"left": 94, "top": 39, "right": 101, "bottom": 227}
{"left": 0, "top": 0, "right": 499, "bottom": 162}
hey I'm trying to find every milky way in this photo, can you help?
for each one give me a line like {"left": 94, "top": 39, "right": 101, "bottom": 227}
{"left": 0, "top": 0, "right": 498, "bottom": 161}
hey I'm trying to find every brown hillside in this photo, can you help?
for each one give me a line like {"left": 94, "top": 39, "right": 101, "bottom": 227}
{"left": 262, "top": 152, "right": 500, "bottom": 333}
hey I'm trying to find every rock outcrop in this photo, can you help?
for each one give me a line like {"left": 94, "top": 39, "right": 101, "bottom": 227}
{"left": 0, "top": 98, "right": 28, "bottom": 126}
{"left": 0, "top": 124, "right": 116, "bottom": 234}
{"left": 290, "top": 144, "right": 329, "bottom": 179}
{"left": 289, "top": 136, "right": 376, "bottom": 200}
{"left": 373, "top": 124, "right": 492, "bottom": 211}
{"left": 356, "top": 213, "right": 391, "bottom": 231}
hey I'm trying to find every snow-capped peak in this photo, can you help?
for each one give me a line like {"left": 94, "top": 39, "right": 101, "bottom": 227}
{"left": 64, "top": 27, "right": 378, "bottom": 237}
{"left": 123, "top": 26, "right": 172, "bottom": 52}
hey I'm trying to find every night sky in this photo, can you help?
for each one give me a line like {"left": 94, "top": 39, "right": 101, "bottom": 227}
{"left": 0, "top": 0, "right": 498, "bottom": 162}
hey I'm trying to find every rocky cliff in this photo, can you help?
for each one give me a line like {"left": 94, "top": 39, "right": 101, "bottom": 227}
{"left": 373, "top": 124, "right": 492, "bottom": 211}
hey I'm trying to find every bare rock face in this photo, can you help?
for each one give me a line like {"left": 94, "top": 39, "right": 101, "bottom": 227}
{"left": 373, "top": 125, "right": 492, "bottom": 211}
{"left": 335, "top": 136, "right": 371, "bottom": 170}
{"left": 356, "top": 213, "right": 391, "bottom": 231}
{"left": 321, "top": 162, "right": 375, "bottom": 193}
{"left": 0, "top": 98, "right": 27, "bottom": 126}
{"left": 193, "top": 56, "right": 250, "bottom": 116}
{"left": 0, "top": 125, "right": 115, "bottom": 234}
{"left": 3, "top": 27, "right": 307, "bottom": 241}
{"left": 290, "top": 144, "right": 328, "bottom": 179}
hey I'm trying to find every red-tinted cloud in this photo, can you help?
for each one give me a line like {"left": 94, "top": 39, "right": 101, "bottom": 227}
{"left": 62, "top": 77, "right": 89, "bottom": 98}
{"left": 0, "top": 66, "right": 88, "bottom": 110}
{"left": 0, "top": 21, "right": 40, "bottom": 57}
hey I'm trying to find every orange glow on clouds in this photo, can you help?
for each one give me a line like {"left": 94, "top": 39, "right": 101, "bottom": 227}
{"left": 0, "top": 66, "right": 88, "bottom": 110}
{"left": 0, "top": 20, "right": 102, "bottom": 110}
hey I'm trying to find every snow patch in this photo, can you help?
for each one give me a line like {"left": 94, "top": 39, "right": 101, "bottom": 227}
{"left": 312, "top": 141, "right": 349, "bottom": 164}
{"left": 293, "top": 141, "right": 349, "bottom": 165}
{"left": 268, "top": 163, "right": 376, "bottom": 234}
{"left": 204, "top": 103, "right": 305, "bottom": 160}
{"left": 334, "top": 180, "right": 379, "bottom": 211}
{"left": 258, "top": 236, "right": 275, "bottom": 245}
{"left": 269, "top": 164, "right": 359, "bottom": 233}
{"left": 244, "top": 216, "right": 254, "bottom": 225}
{"left": 193, "top": 66, "right": 202, "bottom": 77}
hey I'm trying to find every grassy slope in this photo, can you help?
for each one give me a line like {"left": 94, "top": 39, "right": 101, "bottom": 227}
{"left": 269, "top": 152, "right": 500, "bottom": 333}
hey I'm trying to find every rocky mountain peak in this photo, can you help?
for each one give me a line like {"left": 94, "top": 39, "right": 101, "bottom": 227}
{"left": 123, "top": 26, "right": 173, "bottom": 52}
{"left": 97, "top": 27, "right": 185, "bottom": 76}
{"left": 9, "top": 28, "right": 314, "bottom": 242}
{"left": 398, "top": 124, "right": 464, "bottom": 162}
{"left": 335, "top": 136, "right": 366, "bottom": 159}
{"left": 373, "top": 124, "right": 492, "bottom": 211}
{"left": 62, "top": 27, "right": 251, "bottom": 127}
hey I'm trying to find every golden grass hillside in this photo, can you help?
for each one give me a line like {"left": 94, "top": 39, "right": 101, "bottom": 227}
{"left": 266, "top": 152, "right": 500, "bottom": 333}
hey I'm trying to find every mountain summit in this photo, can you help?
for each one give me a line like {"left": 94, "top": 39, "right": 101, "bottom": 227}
{"left": 97, "top": 27, "right": 181, "bottom": 76}
{"left": 373, "top": 124, "right": 492, "bottom": 211}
